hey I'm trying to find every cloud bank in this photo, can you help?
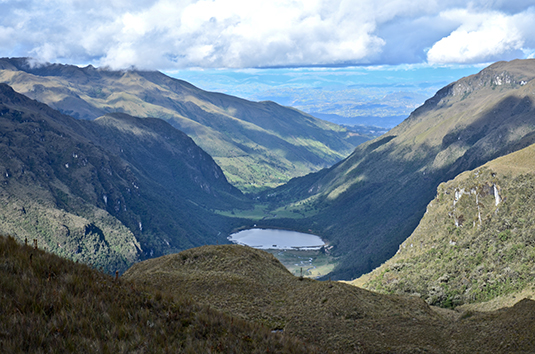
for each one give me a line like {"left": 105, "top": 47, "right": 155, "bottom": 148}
{"left": 1, "top": 0, "right": 534, "bottom": 69}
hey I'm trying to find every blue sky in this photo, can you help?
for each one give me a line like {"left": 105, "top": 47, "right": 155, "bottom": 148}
{"left": 166, "top": 64, "right": 487, "bottom": 128}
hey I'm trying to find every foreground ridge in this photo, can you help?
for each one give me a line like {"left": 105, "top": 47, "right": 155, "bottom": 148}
{"left": 124, "top": 244, "right": 535, "bottom": 353}
{"left": 0, "top": 235, "right": 321, "bottom": 353}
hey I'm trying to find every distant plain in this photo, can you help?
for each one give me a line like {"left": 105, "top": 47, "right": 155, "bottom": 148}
{"left": 168, "top": 64, "right": 485, "bottom": 129}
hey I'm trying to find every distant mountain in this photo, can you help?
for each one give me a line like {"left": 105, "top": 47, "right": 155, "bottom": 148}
{"left": 355, "top": 142, "right": 535, "bottom": 308}
{"left": 0, "top": 58, "right": 366, "bottom": 192}
{"left": 258, "top": 59, "right": 535, "bottom": 280}
{"left": 124, "top": 243, "right": 535, "bottom": 353}
{"left": 0, "top": 83, "right": 247, "bottom": 272}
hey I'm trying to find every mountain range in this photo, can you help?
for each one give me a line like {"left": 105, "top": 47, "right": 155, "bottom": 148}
{"left": 0, "top": 58, "right": 366, "bottom": 192}
{"left": 257, "top": 59, "right": 535, "bottom": 280}
{"left": 3, "top": 57, "right": 535, "bottom": 351}
{"left": 2, "top": 57, "right": 535, "bottom": 287}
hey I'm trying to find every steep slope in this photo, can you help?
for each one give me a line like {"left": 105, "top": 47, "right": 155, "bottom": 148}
{"left": 0, "top": 57, "right": 365, "bottom": 192}
{"left": 355, "top": 142, "right": 535, "bottom": 308}
{"left": 124, "top": 243, "right": 535, "bottom": 353}
{"left": 0, "top": 235, "right": 318, "bottom": 353}
{"left": 0, "top": 83, "right": 247, "bottom": 272}
{"left": 259, "top": 59, "right": 535, "bottom": 280}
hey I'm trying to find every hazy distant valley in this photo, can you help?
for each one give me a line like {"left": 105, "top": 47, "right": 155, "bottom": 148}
{"left": 172, "top": 66, "right": 480, "bottom": 135}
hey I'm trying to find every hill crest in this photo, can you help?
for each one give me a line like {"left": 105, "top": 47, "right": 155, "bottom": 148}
{"left": 124, "top": 243, "right": 535, "bottom": 353}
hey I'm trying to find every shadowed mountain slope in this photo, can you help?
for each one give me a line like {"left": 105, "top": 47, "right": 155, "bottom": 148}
{"left": 0, "top": 57, "right": 366, "bottom": 192}
{"left": 354, "top": 142, "right": 535, "bottom": 308}
{"left": 258, "top": 59, "right": 535, "bottom": 280}
{"left": 0, "top": 83, "right": 247, "bottom": 272}
{"left": 124, "top": 243, "right": 535, "bottom": 353}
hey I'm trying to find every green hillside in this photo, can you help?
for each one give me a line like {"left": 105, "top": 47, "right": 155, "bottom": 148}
{"left": 124, "top": 243, "right": 535, "bottom": 353}
{"left": 0, "top": 235, "right": 319, "bottom": 353}
{"left": 355, "top": 142, "right": 535, "bottom": 308}
{"left": 0, "top": 83, "right": 247, "bottom": 272}
{"left": 257, "top": 59, "right": 535, "bottom": 280}
{"left": 0, "top": 58, "right": 366, "bottom": 192}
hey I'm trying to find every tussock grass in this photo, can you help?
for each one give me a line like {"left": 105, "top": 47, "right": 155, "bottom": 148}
{"left": 123, "top": 243, "right": 535, "bottom": 353}
{"left": 0, "top": 235, "right": 321, "bottom": 353}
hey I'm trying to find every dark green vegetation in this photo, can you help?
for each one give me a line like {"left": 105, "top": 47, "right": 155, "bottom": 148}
{"left": 0, "top": 235, "right": 319, "bottom": 353}
{"left": 257, "top": 59, "right": 535, "bottom": 280}
{"left": 0, "top": 83, "right": 248, "bottom": 273}
{"left": 124, "top": 243, "right": 535, "bottom": 353}
{"left": 0, "top": 58, "right": 366, "bottom": 192}
{"left": 357, "top": 143, "right": 535, "bottom": 308}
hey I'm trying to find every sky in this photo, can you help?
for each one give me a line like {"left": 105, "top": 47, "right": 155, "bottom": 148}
{"left": 1, "top": 0, "right": 534, "bottom": 70}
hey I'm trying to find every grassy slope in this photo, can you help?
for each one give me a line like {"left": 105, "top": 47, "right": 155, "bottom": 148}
{"left": 355, "top": 142, "right": 535, "bottom": 308}
{"left": 0, "top": 235, "right": 319, "bottom": 354}
{"left": 0, "top": 83, "right": 248, "bottom": 272}
{"left": 258, "top": 59, "right": 535, "bottom": 280}
{"left": 0, "top": 58, "right": 366, "bottom": 192}
{"left": 124, "top": 243, "right": 535, "bottom": 353}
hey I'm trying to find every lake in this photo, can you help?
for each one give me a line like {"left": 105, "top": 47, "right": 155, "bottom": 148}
{"left": 228, "top": 228, "right": 325, "bottom": 250}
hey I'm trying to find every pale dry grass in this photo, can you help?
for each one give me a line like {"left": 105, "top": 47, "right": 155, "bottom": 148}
{"left": 125, "top": 244, "right": 535, "bottom": 353}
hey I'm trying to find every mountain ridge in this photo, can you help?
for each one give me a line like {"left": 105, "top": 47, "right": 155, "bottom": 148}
{"left": 0, "top": 57, "right": 367, "bottom": 192}
{"left": 0, "top": 83, "right": 247, "bottom": 272}
{"left": 354, "top": 142, "right": 535, "bottom": 308}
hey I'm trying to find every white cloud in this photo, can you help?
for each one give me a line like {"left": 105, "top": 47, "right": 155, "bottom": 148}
{"left": 0, "top": 0, "right": 534, "bottom": 69}
{"left": 427, "top": 9, "right": 533, "bottom": 64}
{"left": 93, "top": 0, "right": 392, "bottom": 68}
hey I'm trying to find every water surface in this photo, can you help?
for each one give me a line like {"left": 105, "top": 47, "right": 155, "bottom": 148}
{"left": 228, "top": 228, "right": 325, "bottom": 250}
